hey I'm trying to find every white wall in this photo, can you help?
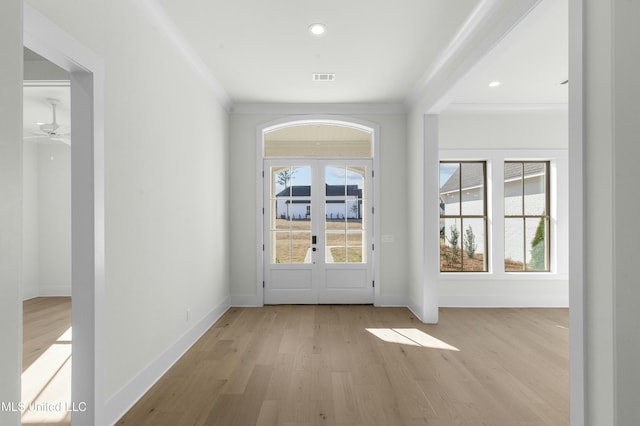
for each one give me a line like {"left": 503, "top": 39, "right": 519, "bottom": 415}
{"left": 22, "top": 141, "right": 40, "bottom": 300}
{"left": 2, "top": 1, "right": 634, "bottom": 424}
{"left": 437, "top": 114, "right": 569, "bottom": 307}
{"left": 439, "top": 112, "right": 568, "bottom": 150}
{"left": 228, "top": 112, "right": 408, "bottom": 306}
{"left": 406, "top": 110, "right": 427, "bottom": 320}
{"left": 26, "top": 1, "right": 231, "bottom": 419}
{"left": 37, "top": 143, "right": 71, "bottom": 296}
{"left": 581, "top": 1, "right": 616, "bottom": 423}
{"left": 613, "top": 2, "right": 640, "bottom": 423}
{"left": 0, "top": 0, "right": 23, "bottom": 423}
{"left": 22, "top": 142, "right": 72, "bottom": 300}
{"left": 580, "top": 1, "right": 640, "bottom": 424}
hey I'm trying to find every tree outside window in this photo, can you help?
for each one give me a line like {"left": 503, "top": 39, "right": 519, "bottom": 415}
{"left": 439, "top": 161, "right": 487, "bottom": 272}
{"left": 504, "top": 161, "right": 550, "bottom": 272}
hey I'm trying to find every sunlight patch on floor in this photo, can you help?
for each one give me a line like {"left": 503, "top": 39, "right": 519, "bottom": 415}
{"left": 21, "top": 327, "right": 72, "bottom": 424}
{"left": 366, "top": 328, "right": 460, "bottom": 351}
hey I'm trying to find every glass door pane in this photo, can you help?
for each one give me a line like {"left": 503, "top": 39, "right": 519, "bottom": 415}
{"left": 270, "top": 165, "right": 312, "bottom": 264}
{"left": 325, "top": 165, "right": 366, "bottom": 264}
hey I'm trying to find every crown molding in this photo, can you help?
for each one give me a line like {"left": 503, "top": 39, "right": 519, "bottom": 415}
{"left": 134, "top": 0, "right": 232, "bottom": 111}
{"left": 23, "top": 79, "right": 70, "bottom": 87}
{"left": 230, "top": 103, "right": 406, "bottom": 115}
{"left": 404, "top": 0, "right": 503, "bottom": 107}
{"left": 405, "top": 0, "right": 544, "bottom": 114}
{"left": 443, "top": 103, "right": 568, "bottom": 114}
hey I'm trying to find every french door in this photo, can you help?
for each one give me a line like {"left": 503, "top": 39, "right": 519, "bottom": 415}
{"left": 263, "top": 159, "right": 374, "bottom": 304}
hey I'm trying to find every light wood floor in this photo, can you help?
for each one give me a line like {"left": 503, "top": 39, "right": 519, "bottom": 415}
{"left": 23, "top": 297, "right": 72, "bottom": 426}
{"left": 119, "top": 306, "right": 569, "bottom": 426}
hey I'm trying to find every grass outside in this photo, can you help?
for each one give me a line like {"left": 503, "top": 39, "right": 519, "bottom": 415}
{"left": 274, "top": 218, "right": 363, "bottom": 230}
{"left": 272, "top": 219, "right": 365, "bottom": 264}
{"left": 440, "top": 240, "right": 486, "bottom": 272}
{"left": 329, "top": 247, "right": 363, "bottom": 263}
{"left": 505, "top": 258, "right": 526, "bottom": 271}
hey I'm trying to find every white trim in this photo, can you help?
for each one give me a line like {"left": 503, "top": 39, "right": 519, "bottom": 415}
{"left": 104, "top": 299, "right": 231, "bottom": 426}
{"left": 405, "top": 0, "right": 503, "bottom": 106}
{"left": 407, "top": 303, "right": 426, "bottom": 323}
{"left": 441, "top": 148, "right": 568, "bottom": 158}
{"left": 230, "top": 294, "right": 261, "bottom": 307}
{"left": 408, "top": 0, "right": 542, "bottom": 113}
{"left": 22, "top": 291, "right": 40, "bottom": 302}
{"left": 439, "top": 272, "right": 569, "bottom": 281}
{"left": 255, "top": 116, "right": 381, "bottom": 307}
{"left": 23, "top": 79, "right": 70, "bottom": 87}
{"left": 24, "top": 4, "right": 106, "bottom": 424}
{"left": 38, "top": 286, "right": 72, "bottom": 297}
{"left": 444, "top": 103, "right": 568, "bottom": 114}
{"left": 133, "top": 0, "right": 232, "bottom": 111}
{"left": 440, "top": 295, "right": 569, "bottom": 308}
{"left": 233, "top": 103, "right": 406, "bottom": 115}
{"left": 255, "top": 125, "right": 265, "bottom": 307}
{"left": 423, "top": 115, "right": 440, "bottom": 323}
{"left": 375, "top": 294, "right": 409, "bottom": 307}
{"left": 568, "top": 0, "right": 585, "bottom": 423}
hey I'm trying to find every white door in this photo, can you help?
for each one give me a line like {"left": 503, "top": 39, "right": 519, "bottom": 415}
{"left": 263, "top": 159, "right": 374, "bottom": 304}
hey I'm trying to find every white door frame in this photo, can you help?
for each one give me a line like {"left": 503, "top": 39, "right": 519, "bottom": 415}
{"left": 24, "top": 5, "right": 105, "bottom": 425}
{"left": 263, "top": 158, "right": 375, "bottom": 304}
{"left": 256, "top": 116, "right": 381, "bottom": 306}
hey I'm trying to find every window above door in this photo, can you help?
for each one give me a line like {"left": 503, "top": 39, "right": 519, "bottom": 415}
{"left": 264, "top": 123, "right": 372, "bottom": 158}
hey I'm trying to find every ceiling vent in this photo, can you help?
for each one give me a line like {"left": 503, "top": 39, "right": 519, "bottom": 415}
{"left": 312, "top": 73, "right": 336, "bottom": 82}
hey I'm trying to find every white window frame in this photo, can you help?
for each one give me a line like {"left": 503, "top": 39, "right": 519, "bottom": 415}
{"left": 439, "top": 149, "right": 568, "bottom": 280}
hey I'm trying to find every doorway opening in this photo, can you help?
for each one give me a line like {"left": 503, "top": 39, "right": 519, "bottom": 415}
{"left": 258, "top": 119, "right": 380, "bottom": 305}
{"left": 24, "top": 4, "right": 105, "bottom": 423}
{"left": 22, "top": 47, "right": 73, "bottom": 425}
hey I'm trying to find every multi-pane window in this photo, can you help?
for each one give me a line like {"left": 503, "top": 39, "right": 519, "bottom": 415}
{"left": 325, "top": 165, "right": 367, "bottom": 264}
{"left": 504, "top": 161, "right": 550, "bottom": 272}
{"left": 439, "top": 161, "right": 488, "bottom": 272}
{"left": 270, "top": 165, "right": 312, "bottom": 264}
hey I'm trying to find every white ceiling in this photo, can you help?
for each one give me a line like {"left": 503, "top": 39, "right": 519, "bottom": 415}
{"left": 23, "top": 0, "right": 567, "bottom": 120}
{"left": 23, "top": 85, "right": 70, "bottom": 136}
{"left": 23, "top": 48, "right": 71, "bottom": 145}
{"left": 448, "top": 0, "right": 568, "bottom": 107}
{"left": 152, "top": 0, "right": 567, "bottom": 106}
{"left": 155, "top": 0, "right": 482, "bottom": 104}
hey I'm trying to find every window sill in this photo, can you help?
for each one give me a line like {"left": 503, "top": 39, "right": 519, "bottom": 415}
{"left": 439, "top": 272, "right": 569, "bottom": 281}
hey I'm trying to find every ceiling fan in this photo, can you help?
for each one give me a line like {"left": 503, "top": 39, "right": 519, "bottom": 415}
{"left": 24, "top": 98, "right": 71, "bottom": 145}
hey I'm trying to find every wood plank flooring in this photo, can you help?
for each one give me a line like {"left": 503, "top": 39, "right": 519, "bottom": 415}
{"left": 119, "top": 306, "right": 569, "bottom": 426}
{"left": 22, "top": 296, "right": 72, "bottom": 426}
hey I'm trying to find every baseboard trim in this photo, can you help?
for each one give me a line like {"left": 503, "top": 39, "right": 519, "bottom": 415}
{"left": 38, "top": 286, "right": 72, "bottom": 297}
{"left": 103, "top": 297, "right": 231, "bottom": 426}
{"left": 407, "top": 302, "right": 426, "bottom": 323}
{"left": 22, "top": 290, "right": 39, "bottom": 301}
{"left": 439, "top": 296, "right": 569, "bottom": 308}
{"left": 375, "top": 294, "right": 408, "bottom": 307}
{"left": 230, "top": 294, "right": 260, "bottom": 306}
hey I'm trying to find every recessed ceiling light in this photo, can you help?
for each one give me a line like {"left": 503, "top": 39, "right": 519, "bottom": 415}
{"left": 308, "top": 23, "right": 327, "bottom": 36}
{"left": 488, "top": 81, "right": 501, "bottom": 88}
